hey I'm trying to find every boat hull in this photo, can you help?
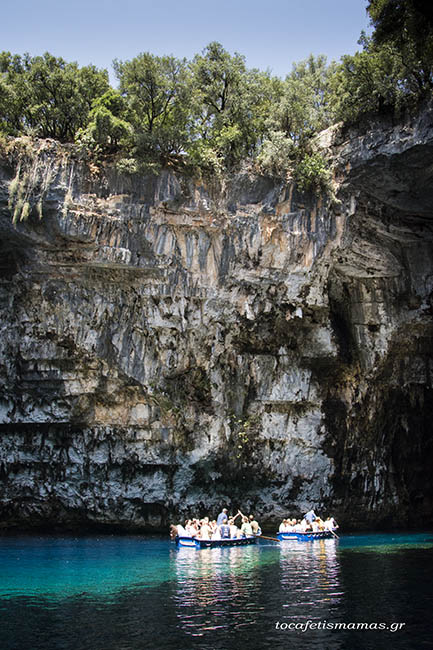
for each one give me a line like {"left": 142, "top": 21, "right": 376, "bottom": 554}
{"left": 277, "top": 531, "right": 335, "bottom": 541}
{"left": 175, "top": 535, "right": 258, "bottom": 549}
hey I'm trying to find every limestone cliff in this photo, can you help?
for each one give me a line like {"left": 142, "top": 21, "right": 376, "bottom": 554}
{"left": 0, "top": 104, "right": 432, "bottom": 531}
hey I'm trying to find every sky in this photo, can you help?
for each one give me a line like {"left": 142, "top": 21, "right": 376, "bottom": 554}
{"left": 1, "top": 0, "right": 371, "bottom": 81}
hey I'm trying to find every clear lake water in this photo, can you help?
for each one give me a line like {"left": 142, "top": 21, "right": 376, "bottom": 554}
{"left": 0, "top": 531, "right": 432, "bottom": 650}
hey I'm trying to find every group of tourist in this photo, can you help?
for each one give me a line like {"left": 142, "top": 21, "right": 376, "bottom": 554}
{"left": 170, "top": 506, "right": 338, "bottom": 541}
{"left": 171, "top": 508, "right": 262, "bottom": 540}
{"left": 278, "top": 509, "right": 338, "bottom": 533}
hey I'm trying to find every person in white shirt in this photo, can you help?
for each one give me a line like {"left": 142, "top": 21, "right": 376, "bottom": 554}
{"left": 176, "top": 523, "right": 187, "bottom": 536}
{"left": 240, "top": 516, "right": 253, "bottom": 537}
{"left": 211, "top": 523, "right": 221, "bottom": 540}
{"left": 279, "top": 519, "right": 290, "bottom": 532}
{"left": 185, "top": 520, "right": 198, "bottom": 537}
{"left": 229, "top": 518, "right": 240, "bottom": 538}
{"left": 198, "top": 519, "right": 212, "bottom": 540}
{"left": 324, "top": 516, "right": 338, "bottom": 531}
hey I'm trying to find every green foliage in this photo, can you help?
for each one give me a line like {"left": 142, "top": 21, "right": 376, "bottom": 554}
{"left": 256, "top": 130, "right": 294, "bottom": 180}
{"left": 294, "top": 151, "right": 332, "bottom": 195}
{"left": 115, "top": 157, "right": 139, "bottom": 175}
{"left": 331, "top": 2, "right": 433, "bottom": 125}
{"left": 189, "top": 42, "right": 277, "bottom": 170}
{"left": 0, "top": 52, "right": 109, "bottom": 141}
{"left": 76, "top": 89, "right": 132, "bottom": 152}
{"left": 256, "top": 55, "right": 336, "bottom": 192}
{"left": 330, "top": 35, "right": 411, "bottom": 122}
{"left": 0, "top": 53, "right": 25, "bottom": 135}
{"left": 367, "top": 0, "right": 433, "bottom": 91}
{"left": 268, "top": 55, "right": 335, "bottom": 144}
{"left": 187, "top": 139, "right": 223, "bottom": 176}
{"left": 229, "top": 414, "right": 261, "bottom": 461}
{"left": 2, "top": 20, "right": 433, "bottom": 190}
{"left": 114, "top": 52, "right": 192, "bottom": 164}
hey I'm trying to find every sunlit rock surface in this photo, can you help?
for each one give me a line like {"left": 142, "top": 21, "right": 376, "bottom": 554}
{"left": 0, "top": 104, "right": 432, "bottom": 531}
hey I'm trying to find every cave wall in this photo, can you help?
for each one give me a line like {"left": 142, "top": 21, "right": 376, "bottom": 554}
{"left": 0, "top": 105, "right": 432, "bottom": 531}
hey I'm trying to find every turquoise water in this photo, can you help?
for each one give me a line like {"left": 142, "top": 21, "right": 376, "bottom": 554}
{"left": 0, "top": 532, "right": 432, "bottom": 649}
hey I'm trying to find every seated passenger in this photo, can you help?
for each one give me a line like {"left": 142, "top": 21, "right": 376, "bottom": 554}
{"left": 229, "top": 518, "right": 240, "bottom": 538}
{"left": 315, "top": 517, "right": 325, "bottom": 531}
{"left": 300, "top": 518, "right": 308, "bottom": 532}
{"left": 249, "top": 514, "right": 261, "bottom": 535}
{"left": 176, "top": 523, "right": 187, "bottom": 537}
{"left": 198, "top": 519, "right": 211, "bottom": 540}
{"left": 211, "top": 526, "right": 221, "bottom": 540}
{"left": 170, "top": 524, "right": 182, "bottom": 539}
{"left": 185, "top": 519, "right": 198, "bottom": 537}
{"left": 279, "top": 519, "right": 292, "bottom": 533}
{"left": 240, "top": 516, "right": 253, "bottom": 537}
{"left": 312, "top": 520, "right": 320, "bottom": 532}
{"left": 219, "top": 517, "right": 231, "bottom": 539}
{"left": 293, "top": 520, "right": 303, "bottom": 532}
{"left": 279, "top": 519, "right": 288, "bottom": 533}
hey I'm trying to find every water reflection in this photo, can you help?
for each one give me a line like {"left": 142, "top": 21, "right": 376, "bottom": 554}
{"left": 171, "top": 545, "right": 275, "bottom": 637}
{"left": 170, "top": 539, "right": 344, "bottom": 640}
{"left": 278, "top": 539, "right": 342, "bottom": 615}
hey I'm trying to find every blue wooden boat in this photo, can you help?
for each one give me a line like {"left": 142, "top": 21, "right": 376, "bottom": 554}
{"left": 175, "top": 535, "right": 258, "bottom": 549}
{"left": 277, "top": 531, "right": 335, "bottom": 541}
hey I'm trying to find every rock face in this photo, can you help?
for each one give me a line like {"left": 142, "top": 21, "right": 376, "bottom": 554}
{"left": 0, "top": 105, "right": 433, "bottom": 531}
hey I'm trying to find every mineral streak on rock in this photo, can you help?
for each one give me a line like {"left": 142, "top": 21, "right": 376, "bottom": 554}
{"left": 0, "top": 105, "right": 433, "bottom": 531}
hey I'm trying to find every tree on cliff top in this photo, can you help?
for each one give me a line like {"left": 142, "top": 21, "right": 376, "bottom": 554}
{"left": 0, "top": 52, "right": 109, "bottom": 141}
{"left": 329, "top": 34, "right": 410, "bottom": 123}
{"left": 188, "top": 42, "right": 279, "bottom": 172}
{"left": 113, "top": 53, "right": 192, "bottom": 164}
{"left": 313, "top": 1, "right": 433, "bottom": 126}
{"left": 75, "top": 89, "right": 133, "bottom": 153}
{"left": 367, "top": 0, "right": 433, "bottom": 90}
{"left": 267, "top": 55, "right": 335, "bottom": 145}
{"left": 257, "top": 54, "right": 335, "bottom": 188}
{"left": 3, "top": 8, "right": 433, "bottom": 187}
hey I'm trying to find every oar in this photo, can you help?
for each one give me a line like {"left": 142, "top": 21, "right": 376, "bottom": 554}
{"left": 259, "top": 534, "right": 280, "bottom": 542}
